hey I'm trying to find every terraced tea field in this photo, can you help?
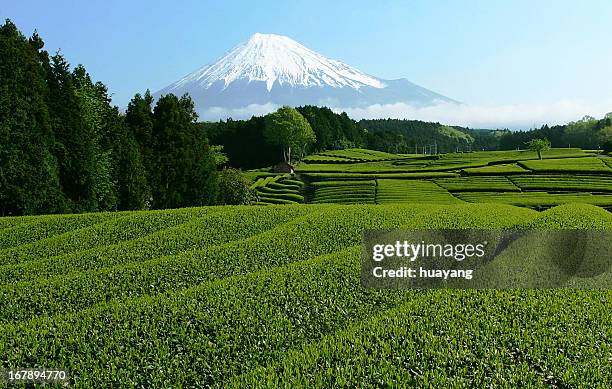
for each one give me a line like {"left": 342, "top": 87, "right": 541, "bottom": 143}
{"left": 250, "top": 175, "right": 305, "bottom": 204}
{"left": 377, "top": 180, "right": 460, "bottom": 204}
{"left": 309, "top": 180, "right": 376, "bottom": 204}
{"left": 246, "top": 148, "right": 612, "bottom": 209}
{"left": 0, "top": 203, "right": 610, "bottom": 387}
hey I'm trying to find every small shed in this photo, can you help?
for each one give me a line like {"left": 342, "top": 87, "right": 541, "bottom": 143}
{"left": 272, "top": 161, "right": 294, "bottom": 174}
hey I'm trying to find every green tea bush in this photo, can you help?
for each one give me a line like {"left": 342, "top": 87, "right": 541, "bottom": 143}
{"left": 311, "top": 180, "right": 375, "bottom": 204}
{"left": 519, "top": 157, "right": 612, "bottom": 173}
{"left": 435, "top": 176, "right": 520, "bottom": 192}
{"left": 301, "top": 172, "right": 458, "bottom": 180}
{"left": 0, "top": 206, "right": 314, "bottom": 285}
{"left": 255, "top": 177, "right": 304, "bottom": 205}
{"left": 257, "top": 197, "right": 298, "bottom": 205}
{"left": 0, "top": 211, "right": 125, "bottom": 250}
{"left": 456, "top": 192, "right": 612, "bottom": 207}
{"left": 0, "top": 205, "right": 435, "bottom": 322}
{"left": 376, "top": 180, "right": 461, "bottom": 204}
{"left": 0, "top": 203, "right": 607, "bottom": 387}
{"left": 510, "top": 174, "right": 612, "bottom": 192}
{"left": 0, "top": 208, "right": 212, "bottom": 266}
{"left": 227, "top": 290, "right": 609, "bottom": 388}
{"left": 462, "top": 164, "right": 529, "bottom": 175}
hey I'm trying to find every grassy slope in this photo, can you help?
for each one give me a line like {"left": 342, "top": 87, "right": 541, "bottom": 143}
{"left": 292, "top": 149, "right": 612, "bottom": 207}
{"left": 0, "top": 203, "right": 610, "bottom": 387}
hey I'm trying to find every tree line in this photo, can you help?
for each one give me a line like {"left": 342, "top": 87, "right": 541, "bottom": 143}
{"left": 499, "top": 115, "right": 612, "bottom": 151}
{"left": 209, "top": 111, "right": 612, "bottom": 173}
{"left": 204, "top": 105, "right": 365, "bottom": 170}
{"left": 207, "top": 112, "right": 506, "bottom": 170}
{"left": 0, "top": 20, "right": 228, "bottom": 216}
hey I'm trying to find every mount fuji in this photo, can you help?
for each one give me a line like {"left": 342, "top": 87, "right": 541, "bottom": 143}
{"left": 155, "top": 33, "right": 457, "bottom": 119}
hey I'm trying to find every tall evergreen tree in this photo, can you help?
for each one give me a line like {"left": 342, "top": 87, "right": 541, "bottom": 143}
{"left": 150, "top": 93, "right": 217, "bottom": 209}
{"left": 0, "top": 19, "right": 65, "bottom": 215}
{"left": 126, "top": 90, "right": 155, "bottom": 177}
{"left": 74, "top": 68, "right": 150, "bottom": 210}
{"left": 44, "top": 52, "right": 102, "bottom": 212}
{"left": 105, "top": 106, "right": 151, "bottom": 210}
{"left": 71, "top": 65, "right": 117, "bottom": 210}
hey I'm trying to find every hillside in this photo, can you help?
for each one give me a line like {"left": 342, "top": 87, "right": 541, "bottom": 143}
{"left": 0, "top": 202, "right": 611, "bottom": 386}
{"left": 248, "top": 148, "right": 612, "bottom": 209}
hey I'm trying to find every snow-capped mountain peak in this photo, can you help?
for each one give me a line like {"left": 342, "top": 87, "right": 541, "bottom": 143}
{"left": 168, "top": 33, "right": 386, "bottom": 92}
{"left": 155, "top": 33, "right": 456, "bottom": 120}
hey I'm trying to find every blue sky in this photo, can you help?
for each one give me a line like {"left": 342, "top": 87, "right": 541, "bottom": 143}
{"left": 2, "top": 0, "right": 612, "bottom": 127}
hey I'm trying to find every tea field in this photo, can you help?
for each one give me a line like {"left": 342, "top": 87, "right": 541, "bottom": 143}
{"left": 0, "top": 202, "right": 610, "bottom": 387}
{"left": 250, "top": 148, "right": 612, "bottom": 209}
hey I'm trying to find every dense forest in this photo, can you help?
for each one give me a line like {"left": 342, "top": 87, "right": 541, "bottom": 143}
{"left": 207, "top": 113, "right": 511, "bottom": 169}
{"left": 0, "top": 20, "right": 222, "bottom": 216}
{"left": 359, "top": 119, "right": 505, "bottom": 153}
{"left": 204, "top": 106, "right": 367, "bottom": 169}
{"left": 209, "top": 112, "right": 611, "bottom": 171}
{"left": 499, "top": 115, "right": 612, "bottom": 151}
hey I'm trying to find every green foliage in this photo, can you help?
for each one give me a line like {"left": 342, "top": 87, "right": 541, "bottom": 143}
{"left": 125, "top": 90, "right": 155, "bottom": 174}
{"left": 500, "top": 114, "right": 612, "bottom": 150}
{"left": 297, "top": 106, "right": 366, "bottom": 151}
{"left": 519, "top": 157, "right": 611, "bottom": 173}
{"left": 0, "top": 211, "right": 124, "bottom": 250}
{"left": 109, "top": 113, "right": 151, "bottom": 210}
{"left": 207, "top": 112, "right": 611, "bottom": 172}
{"left": 376, "top": 180, "right": 461, "bottom": 204}
{"left": 264, "top": 106, "right": 316, "bottom": 164}
{"left": 310, "top": 181, "right": 376, "bottom": 204}
{"left": 2, "top": 20, "right": 236, "bottom": 215}
{"left": 526, "top": 138, "right": 551, "bottom": 159}
{"left": 509, "top": 174, "right": 612, "bottom": 192}
{"left": 149, "top": 94, "right": 217, "bottom": 209}
{"left": 46, "top": 52, "right": 105, "bottom": 212}
{"left": 255, "top": 176, "right": 304, "bottom": 205}
{"left": 205, "top": 116, "right": 282, "bottom": 170}
{"left": 438, "top": 125, "right": 474, "bottom": 143}
{"left": 463, "top": 163, "right": 529, "bottom": 175}
{"left": 0, "top": 207, "right": 311, "bottom": 286}
{"left": 0, "top": 209, "right": 202, "bottom": 266}
{"left": 315, "top": 148, "right": 399, "bottom": 161}
{"left": 0, "top": 19, "right": 65, "bottom": 216}
{"left": 209, "top": 145, "right": 229, "bottom": 167}
{"left": 301, "top": 172, "right": 459, "bottom": 180}
{"left": 599, "top": 126, "right": 612, "bottom": 153}
{"left": 297, "top": 148, "right": 612, "bottom": 207}
{"left": 360, "top": 119, "right": 476, "bottom": 154}
{"left": 435, "top": 176, "right": 521, "bottom": 192}
{"left": 457, "top": 191, "right": 612, "bottom": 207}
{"left": 228, "top": 288, "right": 610, "bottom": 387}
{"left": 0, "top": 20, "right": 156, "bottom": 215}
{"left": 1, "top": 204, "right": 610, "bottom": 386}
{"left": 216, "top": 168, "right": 258, "bottom": 205}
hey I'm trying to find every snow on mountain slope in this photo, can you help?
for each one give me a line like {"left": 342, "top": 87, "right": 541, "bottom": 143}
{"left": 169, "top": 33, "right": 385, "bottom": 92}
{"left": 155, "top": 33, "right": 456, "bottom": 119}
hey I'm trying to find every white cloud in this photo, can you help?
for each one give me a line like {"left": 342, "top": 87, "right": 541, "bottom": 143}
{"left": 333, "top": 100, "right": 612, "bottom": 129}
{"left": 202, "top": 103, "right": 279, "bottom": 121}
{"left": 200, "top": 100, "right": 612, "bottom": 129}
